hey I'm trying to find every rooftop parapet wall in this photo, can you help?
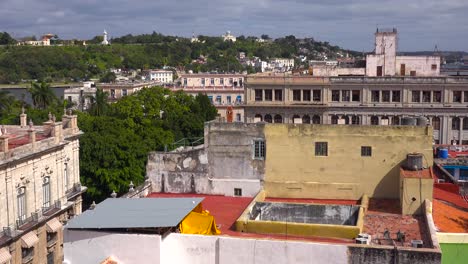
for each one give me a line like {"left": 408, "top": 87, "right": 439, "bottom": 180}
{"left": 263, "top": 124, "right": 434, "bottom": 200}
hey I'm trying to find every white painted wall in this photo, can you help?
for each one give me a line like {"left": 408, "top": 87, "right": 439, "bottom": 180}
{"left": 64, "top": 230, "right": 161, "bottom": 264}
{"left": 161, "top": 233, "right": 348, "bottom": 264}
{"left": 209, "top": 178, "right": 261, "bottom": 197}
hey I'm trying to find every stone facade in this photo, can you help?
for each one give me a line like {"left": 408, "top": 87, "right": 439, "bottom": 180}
{"left": 0, "top": 112, "right": 86, "bottom": 264}
{"left": 244, "top": 75, "right": 468, "bottom": 144}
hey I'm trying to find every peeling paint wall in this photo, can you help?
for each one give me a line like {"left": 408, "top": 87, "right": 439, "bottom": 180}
{"left": 146, "top": 122, "right": 265, "bottom": 196}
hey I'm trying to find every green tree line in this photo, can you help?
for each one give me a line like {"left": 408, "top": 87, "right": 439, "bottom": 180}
{"left": 0, "top": 32, "right": 359, "bottom": 84}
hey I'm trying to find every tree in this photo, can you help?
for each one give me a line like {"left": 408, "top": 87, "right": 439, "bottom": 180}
{"left": 99, "top": 71, "right": 116, "bottom": 83}
{"left": 89, "top": 88, "right": 109, "bottom": 116}
{"left": 0, "top": 90, "right": 14, "bottom": 111}
{"left": 28, "top": 82, "right": 57, "bottom": 109}
{"left": 261, "top": 34, "right": 270, "bottom": 40}
{"left": 0, "top": 32, "right": 17, "bottom": 45}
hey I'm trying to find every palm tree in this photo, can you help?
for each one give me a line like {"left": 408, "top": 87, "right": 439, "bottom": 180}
{"left": 28, "top": 82, "right": 57, "bottom": 109}
{"left": 89, "top": 88, "right": 109, "bottom": 116}
{"left": 0, "top": 90, "right": 14, "bottom": 111}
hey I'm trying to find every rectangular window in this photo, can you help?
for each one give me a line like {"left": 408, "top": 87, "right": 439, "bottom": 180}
{"left": 392, "top": 91, "right": 401, "bottom": 102}
{"left": 183, "top": 78, "right": 187, "bottom": 85}
{"left": 255, "top": 89, "right": 262, "bottom": 101}
{"left": 215, "top": 96, "right": 221, "bottom": 104}
{"left": 208, "top": 96, "right": 213, "bottom": 103}
{"left": 236, "top": 113, "right": 241, "bottom": 122}
{"left": 410, "top": 70, "right": 416, "bottom": 76}
{"left": 210, "top": 78, "right": 215, "bottom": 85}
{"left": 234, "top": 188, "right": 242, "bottom": 196}
{"left": 122, "top": 89, "right": 128, "bottom": 96}
{"left": 331, "top": 90, "right": 340, "bottom": 102}
{"left": 382, "top": 91, "right": 390, "bottom": 102}
{"left": 226, "top": 96, "right": 231, "bottom": 104}
{"left": 422, "top": 91, "right": 431, "bottom": 103}
{"left": 377, "top": 66, "right": 383, "bottom": 76}
{"left": 464, "top": 91, "right": 468, "bottom": 102}
{"left": 313, "top": 90, "right": 321, "bottom": 102}
{"left": 220, "top": 78, "right": 224, "bottom": 85}
{"left": 17, "top": 188, "right": 26, "bottom": 222}
{"left": 274, "top": 90, "right": 283, "bottom": 101}
{"left": 361, "top": 146, "right": 372, "bottom": 157}
{"left": 412, "top": 91, "right": 421, "bottom": 103}
{"left": 229, "top": 78, "right": 233, "bottom": 85}
{"left": 293, "top": 90, "right": 301, "bottom": 101}
{"left": 371, "top": 91, "right": 380, "bottom": 102}
{"left": 454, "top": 91, "right": 462, "bottom": 103}
{"left": 201, "top": 78, "right": 205, "bottom": 86}
{"left": 110, "top": 89, "right": 115, "bottom": 99}
{"left": 352, "top": 90, "right": 360, "bottom": 102}
{"left": 303, "top": 90, "right": 311, "bottom": 101}
{"left": 43, "top": 177, "right": 50, "bottom": 208}
{"left": 264, "top": 89, "right": 272, "bottom": 101}
{"left": 253, "top": 140, "right": 266, "bottom": 159}
{"left": 342, "top": 90, "right": 350, "bottom": 102}
{"left": 432, "top": 64, "right": 437, "bottom": 70}
{"left": 315, "top": 142, "right": 328, "bottom": 156}
{"left": 433, "top": 91, "right": 442, "bottom": 103}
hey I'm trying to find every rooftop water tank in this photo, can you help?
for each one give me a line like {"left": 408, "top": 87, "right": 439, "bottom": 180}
{"left": 438, "top": 148, "right": 449, "bottom": 159}
{"left": 401, "top": 117, "right": 417, "bottom": 126}
{"left": 405, "top": 153, "right": 424, "bottom": 170}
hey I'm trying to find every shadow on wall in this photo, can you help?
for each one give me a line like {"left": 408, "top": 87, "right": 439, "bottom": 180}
{"left": 373, "top": 160, "right": 405, "bottom": 199}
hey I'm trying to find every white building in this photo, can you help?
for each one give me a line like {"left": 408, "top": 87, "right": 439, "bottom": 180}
{"left": 64, "top": 82, "right": 97, "bottom": 111}
{"left": 0, "top": 111, "right": 85, "bottom": 264}
{"left": 222, "top": 31, "right": 236, "bottom": 42}
{"left": 102, "top": 30, "right": 109, "bottom": 45}
{"left": 149, "top": 70, "right": 173, "bottom": 84}
{"left": 366, "top": 28, "right": 440, "bottom": 77}
{"left": 271, "top": 58, "right": 295, "bottom": 69}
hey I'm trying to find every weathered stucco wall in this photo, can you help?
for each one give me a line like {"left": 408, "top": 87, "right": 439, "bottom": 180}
{"left": 146, "top": 122, "right": 265, "bottom": 196}
{"left": 263, "top": 124, "right": 433, "bottom": 199}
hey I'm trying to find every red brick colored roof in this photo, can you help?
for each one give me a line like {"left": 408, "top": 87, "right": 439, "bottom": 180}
{"left": 363, "top": 199, "right": 431, "bottom": 248}
{"left": 400, "top": 167, "right": 433, "bottom": 179}
{"left": 432, "top": 199, "right": 468, "bottom": 233}
{"left": 146, "top": 193, "right": 354, "bottom": 244}
{"left": 433, "top": 185, "right": 468, "bottom": 209}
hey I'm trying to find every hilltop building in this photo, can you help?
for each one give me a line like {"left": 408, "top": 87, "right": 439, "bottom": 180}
{"left": 0, "top": 111, "right": 86, "bottom": 264}
{"left": 17, "top": 34, "right": 54, "bottom": 46}
{"left": 222, "top": 31, "right": 236, "bottom": 42}
{"left": 148, "top": 70, "right": 173, "bottom": 84}
{"left": 101, "top": 30, "right": 109, "bottom": 45}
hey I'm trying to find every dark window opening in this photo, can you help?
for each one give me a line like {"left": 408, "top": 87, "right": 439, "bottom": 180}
{"left": 331, "top": 90, "right": 340, "bottom": 102}
{"left": 392, "top": 91, "right": 401, "bottom": 102}
{"left": 315, "top": 142, "right": 328, "bottom": 156}
{"left": 253, "top": 140, "right": 266, "bottom": 159}
{"left": 361, "top": 146, "right": 372, "bottom": 157}
{"left": 433, "top": 91, "right": 442, "bottom": 103}
{"left": 352, "top": 90, "right": 360, "bottom": 102}
{"left": 274, "top": 90, "right": 283, "bottom": 101}
{"left": 255, "top": 89, "right": 262, "bottom": 101}
{"left": 303, "top": 90, "right": 311, "bottom": 101}
{"left": 293, "top": 90, "right": 301, "bottom": 101}
{"left": 382, "top": 91, "right": 390, "bottom": 102}
{"left": 234, "top": 188, "right": 242, "bottom": 196}
{"left": 412, "top": 91, "right": 421, "bottom": 103}
{"left": 313, "top": 90, "right": 321, "bottom": 102}
{"left": 264, "top": 89, "right": 272, "bottom": 101}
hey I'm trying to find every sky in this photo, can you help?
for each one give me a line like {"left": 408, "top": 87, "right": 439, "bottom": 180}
{"left": 1, "top": 0, "right": 467, "bottom": 52}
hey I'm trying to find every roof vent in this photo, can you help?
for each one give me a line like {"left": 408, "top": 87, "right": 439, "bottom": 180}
{"left": 411, "top": 240, "right": 423, "bottom": 248}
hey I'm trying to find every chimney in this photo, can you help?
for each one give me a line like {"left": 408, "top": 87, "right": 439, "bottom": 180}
{"left": 20, "top": 107, "right": 27, "bottom": 128}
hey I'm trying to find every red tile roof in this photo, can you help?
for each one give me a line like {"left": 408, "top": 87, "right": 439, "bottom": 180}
{"left": 433, "top": 185, "right": 468, "bottom": 210}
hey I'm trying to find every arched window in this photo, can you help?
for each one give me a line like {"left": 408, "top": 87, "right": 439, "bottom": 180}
{"left": 371, "top": 116, "right": 379, "bottom": 125}
{"left": 43, "top": 177, "right": 51, "bottom": 208}
{"left": 302, "top": 115, "right": 311, "bottom": 124}
{"left": 17, "top": 187, "right": 26, "bottom": 222}
{"left": 274, "top": 114, "right": 283, "bottom": 123}
{"left": 264, "top": 114, "right": 272, "bottom": 123}
{"left": 343, "top": 116, "right": 350, "bottom": 125}
{"left": 312, "top": 115, "right": 321, "bottom": 124}
{"left": 432, "top": 117, "right": 440, "bottom": 130}
{"left": 331, "top": 115, "right": 339, "bottom": 125}
{"left": 292, "top": 115, "right": 301, "bottom": 124}
{"left": 392, "top": 116, "right": 400, "bottom": 125}
{"left": 452, "top": 117, "right": 460, "bottom": 130}
{"left": 254, "top": 114, "right": 263, "bottom": 122}
{"left": 351, "top": 115, "right": 360, "bottom": 125}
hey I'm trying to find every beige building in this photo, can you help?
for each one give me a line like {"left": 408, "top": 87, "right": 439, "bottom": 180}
{"left": 175, "top": 73, "right": 246, "bottom": 121}
{"left": 244, "top": 74, "right": 468, "bottom": 145}
{"left": 0, "top": 111, "right": 86, "bottom": 264}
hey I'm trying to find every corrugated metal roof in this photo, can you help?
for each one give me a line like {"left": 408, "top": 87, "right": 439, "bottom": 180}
{"left": 66, "top": 198, "right": 203, "bottom": 229}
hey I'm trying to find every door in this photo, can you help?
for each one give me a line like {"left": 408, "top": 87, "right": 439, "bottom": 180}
{"left": 400, "top": 64, "right": 406, "bottom": 76}
{"left": 377, "top": 66, "right": 383, "bottom": 76}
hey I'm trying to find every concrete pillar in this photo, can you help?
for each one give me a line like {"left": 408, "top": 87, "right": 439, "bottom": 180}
{"left": 0, "top": 135, "right": 8, "bottom": 152}
{"left": 28, "top": 128, "right": 36, "bottom": 150}
{"left": 20, "top": 112, "right": 27, "bottom": 128}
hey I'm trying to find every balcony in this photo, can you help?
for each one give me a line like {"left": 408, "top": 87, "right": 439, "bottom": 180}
{"left": 66, "top": 183, "right": 87, "bottom": 200}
